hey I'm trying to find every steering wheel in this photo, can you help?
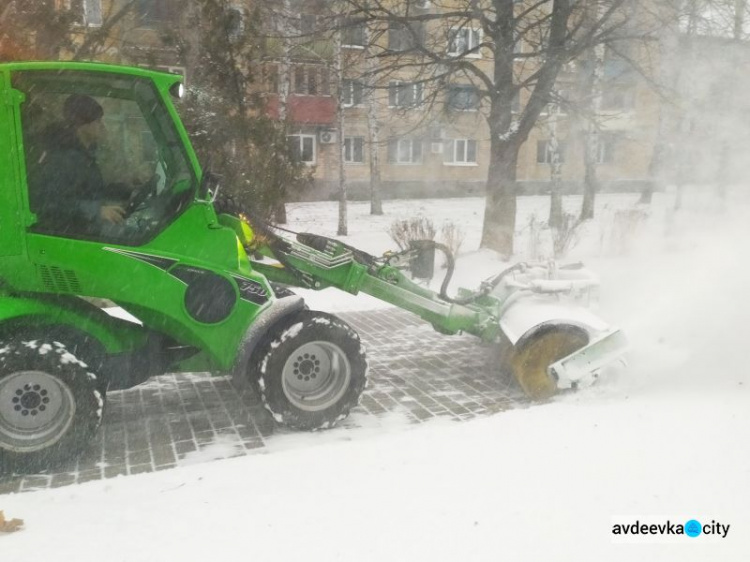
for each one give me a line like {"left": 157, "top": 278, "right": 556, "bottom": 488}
{"left": 125, "top": 174, "right": 160, "bottom": 216}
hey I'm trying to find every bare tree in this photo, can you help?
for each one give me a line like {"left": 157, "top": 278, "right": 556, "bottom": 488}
{"left": 715, "top": 0, "right": 746, "bottom": 200}
{"left": 365, "top": 17, "right": 384, "bottom": 215}
{"left": 333, "top": 21, "right": 349, "bottom": 235}
{"left": 546, "top": 97, "right": 566, "bottom": 228}
{"left": 0, "top": 1, "right": 145, "bottom": 63}
{"left": 339, "top": 0, "right": 636, "bottom": 257}
{"left": 174, "top": 0, "right": 309, "bottom": 219}
{"left": 72, "top": 1, "right": 140, "bottom": 61}
{"left": 639, "top": 16, "right": 678, "bottom": 205}
{"left": 664, "top": 0, "right": 750, "bottom": 208}
{"left": 580, "top": 1, "right": 606, "bottom": 221}
{"left": 0, "top": 0, "right": 77, "bottom": 60}
{"left": 272, "top": 0, "right": 295, "bottom": 224}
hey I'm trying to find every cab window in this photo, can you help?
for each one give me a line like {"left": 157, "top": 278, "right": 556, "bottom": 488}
{"left": 12, "top": 70, "right": 196, "bottom": 245}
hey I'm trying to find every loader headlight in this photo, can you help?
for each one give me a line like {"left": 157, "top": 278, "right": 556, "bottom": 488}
{"left": 170, "top": 82, "right": 185, "bottom": 99}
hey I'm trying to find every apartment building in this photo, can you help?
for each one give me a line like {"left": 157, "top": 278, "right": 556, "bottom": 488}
{"left": 261, "top": 0, "right": 660, "bottom": 201}
{"left": 43, "top": 0, "right": 660, "bottom": 201}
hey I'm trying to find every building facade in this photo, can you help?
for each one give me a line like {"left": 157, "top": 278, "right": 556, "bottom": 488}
{"left": 31, "top": 0, "right": 661, "bottom": 201}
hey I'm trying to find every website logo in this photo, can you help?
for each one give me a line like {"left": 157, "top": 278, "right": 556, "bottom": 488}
{"left": 611, "top": 516, "right": 730, "bottom": 543}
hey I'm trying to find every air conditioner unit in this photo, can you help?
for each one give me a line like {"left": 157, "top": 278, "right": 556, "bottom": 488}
{"left": 431, "top": 141, "right": 443, "bottom": 154}
{"left": 319, "top": 130, "right": 338, "bottom": 144}
{"left": 413, "top": 0, "right": 431, "bottom": 9}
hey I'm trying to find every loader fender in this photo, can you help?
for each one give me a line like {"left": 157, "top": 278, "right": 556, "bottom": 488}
{"left": 231, "top": 295, "right": 306, "bottom": 390}
{"left": 0, "top": 293, "right": 146, "bottom": 354}
{"left": 499, "top": 297, "right": 610, "bottom": 346}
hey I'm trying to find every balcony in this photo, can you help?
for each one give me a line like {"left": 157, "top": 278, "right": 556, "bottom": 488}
{"left": 265, "top": 94, "right": 336, "bottom": 125}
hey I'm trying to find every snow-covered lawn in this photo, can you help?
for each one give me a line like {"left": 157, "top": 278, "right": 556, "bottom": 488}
{"left": 2, "top": 189, "right": 749, "bottom": 561}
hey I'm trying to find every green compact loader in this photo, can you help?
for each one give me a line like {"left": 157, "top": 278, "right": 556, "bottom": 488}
{"left": 0, "top": 62, "right": 627, "bottom": 473}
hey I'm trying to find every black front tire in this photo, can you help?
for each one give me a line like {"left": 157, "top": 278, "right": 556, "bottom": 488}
{"left": 0, "top": 339, "right": 104, "bottom": 474}
{"left": 250, "top": 311, "right": 368, "bottom": 430}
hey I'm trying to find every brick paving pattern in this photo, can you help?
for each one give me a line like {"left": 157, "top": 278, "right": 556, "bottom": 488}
{"left": 0, "top": 308, "right": 524, "bottom": 495}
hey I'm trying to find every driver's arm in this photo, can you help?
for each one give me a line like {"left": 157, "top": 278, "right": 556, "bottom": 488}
{"left": 100, "top": 204, "right": 126, "bottom": 224}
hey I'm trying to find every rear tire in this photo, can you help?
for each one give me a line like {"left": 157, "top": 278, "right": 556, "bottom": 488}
{"left": 250, "top": 311, "right": 368, "bottom": 430}
{"left": 0, "top": 339, "right": 104, "bottom": 474}
{"left": 510, "top": 327, "right": 589, "bottom": 400}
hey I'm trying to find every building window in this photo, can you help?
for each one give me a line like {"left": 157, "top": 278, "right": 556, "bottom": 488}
{"left": 597, "top": 134, "right": 616, "bottom": 164}
{"left": 448, "top": 27, "right": 481, "bottom": 57}
{"left": 444, "top": 139, "right": 477, "bottom": 165}
{"left": 342, "top": 18, "right": 366, "bottom": 47}
{"left": 344, "top": 137, "right": 365, "bottom": 163}
{"left": 137, "top": 0, "right": 174, "bottom": 26}
{"left": 342, "top": 80, "right": 364, "bottom": 107}
{"left": 601, "top": 88, "right": 635, "bottom": 111}
{"left": 388, "top": 81, "right": 423, "bottom": 108}
{"left": 542, "top": 89, "right": 568, "bottom": 115}
{"left": 297, "top": 14, "right": 319, "bottom": 35}
{"left": 58, "top": 0, "right": 102, "bottom": 26}
{"left": 83, "top": 0, "right": 102, "bottom": 26}
{"left": 388, "top": 138, "right": 423, "bottom": 164}
{"left": 292, "top": 65, "right": 330, "bottom": 96}
{"left": 153, "top": 65, "right": 185, "bottom": 76}
{"left": 537, "top": 140, "right": 567, "bottom": 164}
{"left": 388, "top": 21, "right": 424, "bottom": 52}
{"left": 226, "top": 5, "right": 245, "bottom": 41}
{"left": 263, "top": 65, "right": 279, "bottom": 94}
{"left": 288, "top": 134, "right": 316, "bottom": 164}
{"left": 447, "top": 85, "right": 480, "bottom": 111}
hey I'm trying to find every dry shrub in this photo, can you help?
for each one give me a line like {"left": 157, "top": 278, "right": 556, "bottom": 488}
{"left": 552, "top": 212, "right": 582, "bottom": 258}
{"left": 609, "top": 208, "right": 649, "bottom": 255}
{"left": 388, "top": 217, "right": 436, "bottom": 250}
{"left": 526, "top": 214, "right": 545, "bottom": 260}
{"left": 440, "top": 221, "right": 466, "bottom": 263}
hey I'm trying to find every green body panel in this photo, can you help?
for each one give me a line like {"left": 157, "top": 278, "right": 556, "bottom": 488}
{"left": 0, "top": 61, "right": 271, "bottom": 372}
{"left": 256, "top": 252, "right": 503, "bottom": 342}
{"left": 0, "top": 70, "right": 23, "bottom": 258}
{"left": 0, "top": 292, "right": 146, "bottom": 353}
{"left": 11, "top": 206, "right": 270, "bottom": 370}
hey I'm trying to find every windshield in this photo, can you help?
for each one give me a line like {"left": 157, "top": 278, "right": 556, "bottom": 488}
{"left": 13, "top": 70, "right": 197, "bottom": 245}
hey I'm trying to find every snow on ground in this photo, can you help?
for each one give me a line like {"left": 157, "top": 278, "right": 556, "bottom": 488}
{"left": 2, "top": 188, "right": 749, "bottom": 561}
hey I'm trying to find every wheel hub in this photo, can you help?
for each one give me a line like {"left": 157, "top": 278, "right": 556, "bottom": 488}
{"left": 0, "top": 370, "right": 76, "bottom": 452}
{"left": 293, "top": 353, "right": 320, "bottom": 380}
{"left": 15, "top": 384, "right": 49, "bottom": 414}
{"left": 281, "top": 341, "right": 351, "bottom": 412}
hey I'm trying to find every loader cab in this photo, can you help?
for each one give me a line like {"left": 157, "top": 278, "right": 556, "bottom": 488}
{"left": 11, "top": 68, "right": 198, "bottom": 246}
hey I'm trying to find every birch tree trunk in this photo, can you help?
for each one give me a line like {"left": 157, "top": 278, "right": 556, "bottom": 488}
{"left": 334, "top": 28, "right": 348, "bottom": 236}
{"left": 547, "top": 103, "right": 564, "bottom": 228}
{"left": 714, "top": 0, "right": 747, "bottom": 201}
{"left": 673, "top": 0, "right": 701, "bottom": 210}
{"left": 0, "top": 2, "right": 14, "bottom": 55}
{"left": 274, "top": 0, "right": 292, "bottom": 224}
{"left": 580, "top": 14, "right": 605, "bottom": 222}
{"left": 365, "top": 21, "right": 383, "bottom": 215}
{"left": 735, "top": 0, "right": 747, "bottom": 39}
{"left": 641, "top": 14, "right": 679, "bottom": 205}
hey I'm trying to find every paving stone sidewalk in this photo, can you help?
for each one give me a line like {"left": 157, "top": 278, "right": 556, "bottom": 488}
{"left": 0, "top": 308, "right": 524, "bottom": 495}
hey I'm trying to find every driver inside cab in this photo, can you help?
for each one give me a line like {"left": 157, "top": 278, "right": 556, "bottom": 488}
{"left": 29, "top": 94, "right": 133, "bottom": 236}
